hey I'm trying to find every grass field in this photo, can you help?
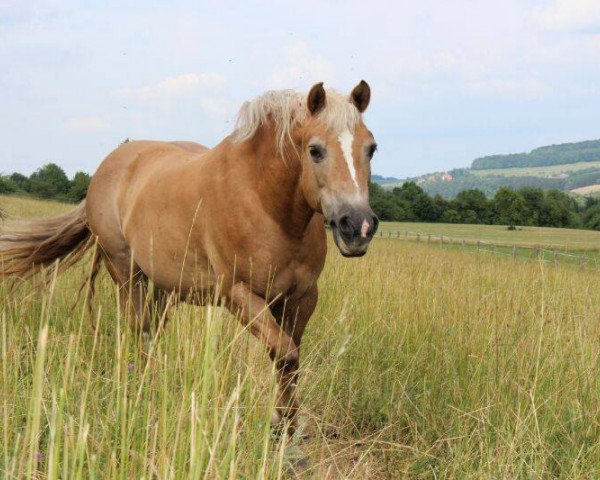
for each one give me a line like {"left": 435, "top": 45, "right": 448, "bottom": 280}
{"left": 379, "top": 221, "right": 600, "bottom": 251}
{"left": 3, "top": 196, "right": 600, "bottom": 478}
{"left": 469, "top": 160, "right": 600, "bottom": 178}
{"left": 571, "top": 184, "right": 600, "bottom": 195}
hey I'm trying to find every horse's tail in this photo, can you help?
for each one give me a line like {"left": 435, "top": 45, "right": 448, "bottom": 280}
{"left": 0, "top": 201, "right": 95, "bottom": 281}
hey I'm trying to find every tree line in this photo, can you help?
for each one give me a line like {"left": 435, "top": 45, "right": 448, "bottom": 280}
{"left": 471, "top": 139, "right": 600, "bottom": 170}
{"left": 3, "top": 162, "right": 600, "bottom": 231}
{"left": 0, "top": 163, "right": 91, "bottom": 203}
{"left": 370, "top": 182, "right": 600, "bottom": 230}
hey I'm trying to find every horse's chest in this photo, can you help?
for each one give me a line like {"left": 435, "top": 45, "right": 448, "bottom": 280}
{"left": 269, "top": 250, "right": 324, "bottom": 299}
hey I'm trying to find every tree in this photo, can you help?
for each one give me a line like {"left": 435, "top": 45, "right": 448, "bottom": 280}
{"left": 0, "top": 175, "right": 18, "bottom": 194}
{"left": 369, "top": 183, "right": 407, "bottom": 221}
{"left": 69, "top": 171, "right": 91, "bottom": 202}
{"left": 454, "top": 189, "right": 490, "bottom": 224}
{"left": 583, "top": 203, "right": 600, "bottom": 230}
{"left": 392, "top": 182, "right": 437, "bottom": 221}
{"left": 542, "top": 190, "right": 577, "bottom": 228}
{"left": 9, "top": 172, "right": 31, "bottom": 192}
{"left": 492, "top": 188, "right": 527, "bottom": 226}
{"left": 519, "top": 187, "right": 545, "bottom": 226}
{"left": 29, "top": 163, "right": 70, "bottom": 199}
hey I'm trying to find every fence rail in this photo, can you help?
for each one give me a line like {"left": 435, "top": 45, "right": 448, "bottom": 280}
{"left": 374, "top": 229, "right": 600, "bottom": 271}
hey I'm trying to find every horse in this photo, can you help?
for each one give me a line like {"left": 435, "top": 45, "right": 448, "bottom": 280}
{"left": 0, "top": 81, "right": 379, "bottom": 434}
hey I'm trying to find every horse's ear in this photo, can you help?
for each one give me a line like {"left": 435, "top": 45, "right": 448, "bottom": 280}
{"left": 350, "top": 80, "right": 371, "bottom": 113}
{"left": 307, "top": 82, "right": 326, "bottom": 115}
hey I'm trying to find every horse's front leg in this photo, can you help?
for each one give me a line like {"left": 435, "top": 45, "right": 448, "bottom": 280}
{"left": 269, "top": 287, "right": 318, "bottom": 426}
{"left": 228, "top": 282, "right": 300, "bottom": 435}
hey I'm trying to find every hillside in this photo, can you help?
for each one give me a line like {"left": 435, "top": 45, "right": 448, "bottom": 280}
{"left": 373, "top": 138, "right": 600, "bottom": 198}
{"left": 472, "top": 139, "right": 600, "bottom": 170}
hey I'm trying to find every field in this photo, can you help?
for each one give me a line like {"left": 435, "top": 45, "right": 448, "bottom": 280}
{"left": 469, "top": 160, "right": 600, "bottom": 178}
{"left": 3, "top": 196, "right": 600, "bottom": 478}
{"left": 378, "top": 221, "right": 600, "bottom": 251}
{"left": 571, "top": 184, "right": 600, "bottom": 196}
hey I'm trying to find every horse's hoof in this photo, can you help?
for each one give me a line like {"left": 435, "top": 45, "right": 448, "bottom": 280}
{"left": 271, "top": 411, "right": 298, "bottom": 438}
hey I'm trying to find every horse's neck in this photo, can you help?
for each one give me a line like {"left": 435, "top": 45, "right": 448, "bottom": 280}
{"left": 246, "top": 129, "right": 314, "bottom": 238}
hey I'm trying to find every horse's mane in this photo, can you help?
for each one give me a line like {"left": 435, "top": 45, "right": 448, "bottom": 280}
{"left": 232, "top": 88, "right": 361, "bottom": 152}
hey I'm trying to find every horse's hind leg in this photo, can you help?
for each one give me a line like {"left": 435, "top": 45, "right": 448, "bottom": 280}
{"left": 150, "top": 286, "right": 173, "bottom": 332}
{"left": 102, "top": 252, "right": 153, "bottom": 334}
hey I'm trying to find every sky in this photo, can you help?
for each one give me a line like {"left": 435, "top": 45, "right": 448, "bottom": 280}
{"left": 1, "top": 0, "right": 600, "bottom": 179}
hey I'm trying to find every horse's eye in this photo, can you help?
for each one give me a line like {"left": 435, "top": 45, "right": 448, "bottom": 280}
{"left": 367, "top": 143, "right": 377, "bottom": 160}
{"left": 309, "top": 145, "right": 325, "bottom": 163}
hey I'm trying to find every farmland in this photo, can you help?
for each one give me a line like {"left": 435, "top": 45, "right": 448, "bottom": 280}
{"left": 3, "top": 196, "right": 600, "bottom": 478}
{"left": 468, "top": 160, "right": 600, "bottom": 179}
{"left": 378, "top": 221, "right": 600, "bottom": 251}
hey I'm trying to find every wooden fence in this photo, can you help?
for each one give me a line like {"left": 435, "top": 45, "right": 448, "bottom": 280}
{"left": 374, "top": 229, "right": 598, "bottom": 270}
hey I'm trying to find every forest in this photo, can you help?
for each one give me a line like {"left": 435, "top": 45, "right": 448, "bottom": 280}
{"left": 369, "top": 181, "right": 600, "bottom": 230}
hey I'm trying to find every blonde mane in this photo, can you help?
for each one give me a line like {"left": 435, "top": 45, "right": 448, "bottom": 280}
{"left": 232, "top": 88, "right": 361, "bottom": 152}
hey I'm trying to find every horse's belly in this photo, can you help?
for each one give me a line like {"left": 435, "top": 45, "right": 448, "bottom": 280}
{"left": 133, "top": 244, "right": 218, "bottom": 295}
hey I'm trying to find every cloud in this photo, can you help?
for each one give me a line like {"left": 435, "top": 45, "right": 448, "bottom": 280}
{"left": 534, "top": 0, "right": 600, "bottom": 32}
{"left": 266, "top": 41, "right": 335, "bottom": 89}
{"left": 118, "top": 73, "right": 226, "bottom": 104}
{"left": 64, "top": 115, "right": 111, "bottom": 133}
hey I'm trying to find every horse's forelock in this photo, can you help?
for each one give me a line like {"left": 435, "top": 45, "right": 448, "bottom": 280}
{"left": 232, "top": 88, "right": 360, "bottom": 153}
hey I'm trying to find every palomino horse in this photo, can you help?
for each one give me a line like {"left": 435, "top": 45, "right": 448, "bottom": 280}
{"left": 0, "top": 81, "right": 379, "bottom": 433}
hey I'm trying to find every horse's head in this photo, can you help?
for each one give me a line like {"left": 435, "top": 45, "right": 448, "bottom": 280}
{"left": 298, "top": 81, "right": 379, "bottom": 257}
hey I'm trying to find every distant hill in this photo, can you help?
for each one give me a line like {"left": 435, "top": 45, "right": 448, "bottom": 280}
{"left": 371, "top": 174, "right": 402, "bottom": 185}
{"left": 372, "top": 138, "right": 600, "bottom": 198}
{"left": 472, "top": 139, "right": 600, "bottom": 170}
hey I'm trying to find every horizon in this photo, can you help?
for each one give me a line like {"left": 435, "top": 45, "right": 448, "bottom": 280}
{"left": 2, "top": 1, "right": 600, "bottom": 179}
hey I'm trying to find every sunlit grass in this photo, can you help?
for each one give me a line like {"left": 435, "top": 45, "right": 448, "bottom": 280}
{"left": 2, "top": 197, "right": 600, "bottom": 477}
{"left": 378, "top": 221, "right": 600, "bottom": 251}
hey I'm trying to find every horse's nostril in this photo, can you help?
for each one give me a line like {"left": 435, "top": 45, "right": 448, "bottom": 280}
{"left": 371, "top": 216, "right": 379, "bottom": 234}
{"left": 338, "top": 215, "right": 354, "bottom": 236}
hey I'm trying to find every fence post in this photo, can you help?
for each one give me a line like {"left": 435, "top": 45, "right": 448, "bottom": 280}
{"left": 428, "top": 234, "right": 431, "bottom": 243}
{"left": 477, "top": 240, "right": 480, "bottom": 251}
{"left": 512, "top": 245, "right": 516, "bottom": 259}
{"left": 462, "top": 240, "right": 466, "bottom": 251}
{"left": 405, "top": 231, "right": 408, "bottom": 240}
{"left": 397, "top": 231, "right": 400, "bottom": 238}
{"left": 417, "top": 233, "right": 420, "bottom": 242}
{"left": 553, "top": 251, "right": 558, "bottom": 266}
{"left": 440, "top": 235, "right": 443, "bottom": 246}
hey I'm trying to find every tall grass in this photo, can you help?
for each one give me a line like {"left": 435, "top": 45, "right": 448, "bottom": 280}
{"left": 2, "top": 200, "right": 600, "bottom": 477}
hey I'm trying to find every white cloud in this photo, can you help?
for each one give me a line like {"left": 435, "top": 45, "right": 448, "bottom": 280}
{"left": 266, "top": 41, "right": 335, "bottom": 89}
{"left": 534, "top": 0, "right": 600, "bottom": 32}
{"left": 64, "top": 115, "right": 110, "bottom": 133}
{"left": 118, "top": 73, "right": 226, "bottom": 104}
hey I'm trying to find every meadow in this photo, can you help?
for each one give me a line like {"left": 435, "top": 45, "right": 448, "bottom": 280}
{"left": 3, "top": 196, "right": 600, "bottom": 478}
{"left": 378, "top": 221, "right": 600, "bottom": 251}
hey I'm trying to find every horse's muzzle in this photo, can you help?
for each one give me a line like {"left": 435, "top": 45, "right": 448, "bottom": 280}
{"left": 330, "top": 209, "right": 379, "bottom": 257}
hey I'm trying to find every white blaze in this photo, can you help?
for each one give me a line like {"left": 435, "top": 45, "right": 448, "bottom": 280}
{"left": 338, "top": 129, "right": 359, "bottom": 189}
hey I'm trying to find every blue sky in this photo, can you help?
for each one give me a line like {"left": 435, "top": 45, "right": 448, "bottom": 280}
{"left": 1, "top": 0, "right": 600, "bottom": 178}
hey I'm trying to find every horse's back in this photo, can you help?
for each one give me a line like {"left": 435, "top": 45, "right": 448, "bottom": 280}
{"left": 86, "top": 140, "right": 200, "bottom": 248}
{"left": 169, "top": 141, "right": 209, "bottom": 155}
{"left": 86, "top": 139, "right": 220, "bottom": 291}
